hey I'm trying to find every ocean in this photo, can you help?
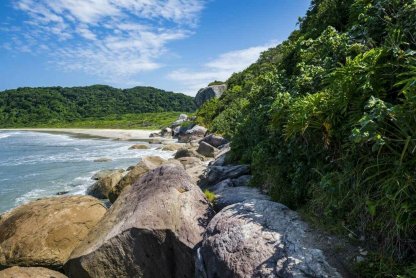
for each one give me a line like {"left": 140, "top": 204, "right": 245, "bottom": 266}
{"left": 0, "top": 130, "right": 173, "bottom": 213}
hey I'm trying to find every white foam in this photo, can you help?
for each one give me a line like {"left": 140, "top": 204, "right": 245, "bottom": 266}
{"left": 0, "top": 134, "right": 10, "bottom": 139}
{"left": 14, "top": 188, "right": 47, "bottom": 206}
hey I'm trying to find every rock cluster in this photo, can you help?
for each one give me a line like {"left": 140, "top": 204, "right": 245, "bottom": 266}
{"left": 0, "top": 121, "right": 353, "bottom": 277}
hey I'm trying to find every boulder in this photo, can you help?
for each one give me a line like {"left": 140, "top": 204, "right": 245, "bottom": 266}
{"left": 93, "top": 158, "right": 111, "bottom": 163}
{"left": 210, "top": 179, "right": 269, "bottom": 210}
{"left": 205, "top": 165, "right": 250, "bottom": 186}
{"left": 0, "top": 196, "right": 106, "bottom": 269}
{"left": 87, "top": 171, "right": 124, "bottom": 199}
{"left": 161, "top": 143, "right": 183, "bottom": 151}
{"left": 0, "top": 266, "right": 67, "bottom": 278}
{"left": 174, "top": 148, "right": 205, "bottom": 161}
{"left": 185, "top": 164, "right": 207, "bottom": 185}
{"left": 195, "top": 85, "right": 227, "bottom": 108}
{"left": 129, "top": 144, "right": 150, "bottom": 150}
{"left": 210, "top": 143, "right": 231, "bottom": 167}
{"left": 108, "top": 156, "right": 167, "bottom": 203}
{"left": 173, "top": 126, "right": 181, "bottom": 137}
{"left": 160, "top": 127, "right": 173, "bottom": 138}
{"left": 179, "top": 114, "right": 188, "bottom": 120}
{"left": 91, "top": 169, "right": 124, "bottom": 181}
{"left": 178, "top": 125, "right": 207, "bottom": 143}
{"left": 197, "top": 199, "right": 341, "bottom": 278}
{"left": 177, "top": 157, "right": 203, "bottom": 169}
{"left": 65, "top": 165, "right": 214, "bottom": 278}
{"left": 197, "top": 141, "right": 219, "bottom": 158}
{"left": 149, "top": 132, "right": 161, "bottom": 138}
{"left": 201, "top": 134, "right": 228, "bottom": 148}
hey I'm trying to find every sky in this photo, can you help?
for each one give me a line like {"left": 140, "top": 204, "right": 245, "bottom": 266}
{"left": 0, "top": 0, "right": 310, "bottom": 96}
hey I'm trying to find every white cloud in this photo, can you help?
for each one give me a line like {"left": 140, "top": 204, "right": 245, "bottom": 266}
{"left": 169, "top": 43, "right": 275, "bottom": 95}
{"left": 8, "top": 0, "right": 205, "bottom": 84}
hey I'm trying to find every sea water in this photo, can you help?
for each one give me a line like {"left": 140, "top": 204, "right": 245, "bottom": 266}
{"left": 0, "top": 130, "right": 173, "bottom": 213}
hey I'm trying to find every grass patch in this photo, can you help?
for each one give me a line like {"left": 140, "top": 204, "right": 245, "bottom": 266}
{"left": 204, "top": 189, "right": 217, "bottom": 204}
{"left": 4, "top": 112, "right": 193, "bottom": 130}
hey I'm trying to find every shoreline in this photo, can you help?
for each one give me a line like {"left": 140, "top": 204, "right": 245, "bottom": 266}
{"left": 0, "top": 128, "right": 162, "bottom": 141}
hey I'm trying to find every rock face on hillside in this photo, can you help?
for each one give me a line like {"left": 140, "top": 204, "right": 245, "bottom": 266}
{"left": 197, "top": 199, "right": 341, "bottom": 278}
{"left": 0, "top": 266, "right": 68, "bottom": 278}
{"left": 0, "top": 196, "right": 106, "bottom": 269}
{"left": 195, "top": 85, "right": 227, "bottom": 107}
{"left": 65, "top": 165, "right": 214, "bottom": 278}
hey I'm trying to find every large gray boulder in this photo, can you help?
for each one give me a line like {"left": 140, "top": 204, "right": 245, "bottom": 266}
{"left": 178, "top": 125, "right": 207, "bottom": 143}
{"left": 65, "top": 165, "right": 214, "bottom": 278}
{"left": 210, "top": 178, "right": 269, "bottom": 210}
{"left": 201, "top": 134, "right": 228, "bottom": 148}
{"left": 197, "top": 199, "right": 341, "bottom": 278}
{"left": 205, "top": 165, "right": 250, "bottom": 186}
{"left": 195, "top": 85, "right": 227, "bottom": 108}
{"left": 197, "top": 141, "right": 219, "bottom": 158}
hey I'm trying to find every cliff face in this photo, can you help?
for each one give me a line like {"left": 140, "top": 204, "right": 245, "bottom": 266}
{"left": 194, "top": 84, "right": 227, "bottom": 108}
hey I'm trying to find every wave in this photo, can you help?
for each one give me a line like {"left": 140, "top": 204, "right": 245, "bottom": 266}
{"left": 0, "top": 134, "right": 10, "bottom": 140}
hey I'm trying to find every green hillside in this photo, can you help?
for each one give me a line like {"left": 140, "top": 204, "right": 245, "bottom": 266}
{"left": 197, "top": 0, "right": 416, "bottom": 275}
{"left": 0, "top": 85, "right": 196, "bottom": 127}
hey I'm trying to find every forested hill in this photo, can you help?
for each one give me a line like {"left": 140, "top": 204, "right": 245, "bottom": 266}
{"left": 197, "top": 0, "right": 416, "bottom": 276}
{"left": 0, "top": 85, "right": 196, "bottom": 127}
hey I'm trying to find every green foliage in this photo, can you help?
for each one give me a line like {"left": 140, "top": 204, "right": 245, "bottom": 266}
{"left": 196, "top": 0, "right": 416, "bottom": 275}
{"left": 0, "top": 85, "right": 196, "bottom": 127}
{"left": 208, "top": 80, "right": 225, "bottom": 86}
{"left": 28, "top": 112, "right": 189, "bottom": 130}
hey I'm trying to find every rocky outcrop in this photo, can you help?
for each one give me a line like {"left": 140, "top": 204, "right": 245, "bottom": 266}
{"left": 178, "top": 125, "right": 207, "bottom": 143}
{"left": 87, "top": 171, "right": 124, "bottom": 199}
{"left": 108, "top": 156, "right": 168, "bottom": 203}
{"left": 197, "top": 142, "right": 219, "bottom": 158}
{"left": 0, "top": 266, "right": 68, "bottom": 278}
{"left": 129, "top": 144, "right": 150, "bottom": 150}
{"left": 195, "top": 85, "right": 227, "bottom": 108}
{"left": 65, "top": 165, "right": 214, "bottom": 278}
{"left": 205, "top": 165, "right": 250, "bottom": 186}
{"left": 201, "top": 134, "right": 228, "bottom": 148}
{"left": 197, "top": 199, "right": 341, "bottom": 278}
{"left": 0, "top": 196, "right": 106, "bottom": 269}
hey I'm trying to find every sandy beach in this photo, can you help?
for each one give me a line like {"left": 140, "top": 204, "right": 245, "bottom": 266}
{"left": 0, "top": 128, "right": 162, "bottom": 141}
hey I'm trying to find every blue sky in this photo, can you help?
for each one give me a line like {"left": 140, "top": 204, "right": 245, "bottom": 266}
{"left": 0, "top": 0, "right": 310, "bottom": 96}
